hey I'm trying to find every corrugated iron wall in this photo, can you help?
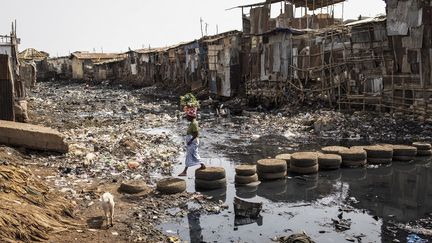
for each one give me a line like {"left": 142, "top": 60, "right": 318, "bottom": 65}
{"left": 0, "top": 54, "right": 15, "bottom": 121}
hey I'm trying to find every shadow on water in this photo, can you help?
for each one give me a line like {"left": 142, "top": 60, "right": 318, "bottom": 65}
{"left": 159, "top": 116, "right": 432, "bottom": 243}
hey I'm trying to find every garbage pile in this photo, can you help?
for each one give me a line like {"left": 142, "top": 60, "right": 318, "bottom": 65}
{"left": 0, "top": 162, "right": 78, "bottom": 242}
{"left": 240, "top": 109, "right": 432, "bottom": 144}
{"left": 29, "top": 82, "right": 182, "bottom": 185}
{"left": 25, "top": 82, "right": 228, "bottom": 241}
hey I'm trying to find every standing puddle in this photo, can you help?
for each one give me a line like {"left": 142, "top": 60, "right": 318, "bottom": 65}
{"left": 158, "top": 116, "right": 432, "bottom": 242}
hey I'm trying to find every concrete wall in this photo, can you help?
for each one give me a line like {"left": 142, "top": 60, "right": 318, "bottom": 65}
{"left": 0, "top": 45, "right": 12, "bottom": 56}
{"left": 71, "top": 58, "right": 83, "bottom": 79}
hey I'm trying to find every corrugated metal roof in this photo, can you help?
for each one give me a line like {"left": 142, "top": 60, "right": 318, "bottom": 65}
{"left": 130, "top": 40, "right": 197, "bottom": 54}
{"left": 132, "top": 47, "right": 170, "bottom": 54}
{"left": 257, "top": 27, "right": 310, "bottom": 36}
{"left": 18, "top": 48, "right": 49, "bottom": 61}
{"left": 228, "top": 0, "right": 346, "bottom": 11}
{"left": 70, "top": 52, "right": 125, "bottom": 60}
{"left": 290, "top": 0, "right": 346, "bottom": 10}
{"left": 94, "top": 57, "right": 126, "bottom": 65}
{"left": 202, "top": 30, "right": 241, "bottom": 43}
{"left": 345, "top": 15, "right": 386, "bottom": 27}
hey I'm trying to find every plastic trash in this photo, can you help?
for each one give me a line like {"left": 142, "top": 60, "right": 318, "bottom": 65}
{"left": 406, "top": 234, "right": 428, "bottom": 243}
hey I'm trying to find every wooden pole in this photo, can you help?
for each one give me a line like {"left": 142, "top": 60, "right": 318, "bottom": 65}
{"left": 305, "top": 0, "right": 308, "bottom": 29}
{"left": 330, "top": 29, "right": 335, "bottom": 107}
{"left": 200, "top": 18, "right": 204, "bottom": 37}
{"left": 322, "top": 32, "right": 326, "bottom": 105}
{"left": 342, "top": 2, "right": 344, "bottom": 20}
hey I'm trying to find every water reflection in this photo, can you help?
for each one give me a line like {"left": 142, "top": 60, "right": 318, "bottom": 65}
{"left": 234, "top": 214, "right": 263, "bottom": 227}
{"left": 235, "top": 184, "right": 258, "bottom": 199}
{"left": 169, "top": 127, "right": 432, "bottom": 242}
{"left": 347, "top": 161, "right": 432, "bottom": 222}
{"left": 187, "top": 210, "right": 203, "bottom": 243}
{"left": 257, "top": 178, "right": 288, "bottom": 201}
{"left": 232, "top": 159, "right": 432, "bottom": 224}
{"left": 196, "top": 187, "right": 227, "bottom": 203}
{"left": 319, "top": 169, "right": 342, "bottom": 181}
{"left": 341, "top": 167, "right": 368, "bottom": 182}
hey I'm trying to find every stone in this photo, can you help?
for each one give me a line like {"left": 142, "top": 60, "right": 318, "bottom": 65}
{"left": 13, "top": 100, "right": 29, "bottom": 123}
{"left": 0, "top": 120, "right": 68, "bottom": 153}
{"left": 127, "top": 160, "right": 140, "bottom": 170}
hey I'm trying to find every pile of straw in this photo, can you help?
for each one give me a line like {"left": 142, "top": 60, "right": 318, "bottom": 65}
{"left": 0, "top": 163, "right": 78, "bottom": 242}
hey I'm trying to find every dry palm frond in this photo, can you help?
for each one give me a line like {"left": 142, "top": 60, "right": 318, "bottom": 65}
{"left": 0, "top": 164, "right": 79, "bottom": 242}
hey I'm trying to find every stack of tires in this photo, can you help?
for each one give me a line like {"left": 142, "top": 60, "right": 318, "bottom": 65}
{"left": 156, "top": 178, "right": 186, "bottom": 194}
{"left": 195, "top": 167, "right": 226, "bottom": 190}
{"left": 290, "top": 152, "right": 319, "bottom": 174}
{"left": 257, "top": 159, "right": 287, "bottom": 180}
{"left": 275, "top": 154, "right": 291, "bottom": 171}
{"left": 364, "top": 145, "right": 393, "bottom": 165}
{"left": 339, "top": 148, "right": 367, "bottom": 167}
{"left": 321, "top": 146, "right": 348, "bottom": 155}
{"left": 412, "top": 142, "right": 432, "bottom": 156}
{"left": 235, "top": 165, "right": 259, "bottom": 185}
{"left": 392, "top": 145, "right": 417, "bottom": 162}
{"left": 318, "top": 153, "right": 342, "bottom": 170}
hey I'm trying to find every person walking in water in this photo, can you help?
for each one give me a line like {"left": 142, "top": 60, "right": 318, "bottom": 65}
{"left": 178, "top": 106, "right": 206, "bottom": 176}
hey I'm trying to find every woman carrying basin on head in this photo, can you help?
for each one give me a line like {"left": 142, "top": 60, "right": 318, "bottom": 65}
{"left": 178, "top": 94, "right": 206, "bottom": 176}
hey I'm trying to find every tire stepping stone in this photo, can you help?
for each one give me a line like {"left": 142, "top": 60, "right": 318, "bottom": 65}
{"left": 318, "top": 154, "right": 342, "bottom": 170}
{"left": 195, "top": 167, "right": 226, "bottom": 190}
{"left": 156, "top": 178, "right": 186, "bottom": 194}
{"left": 412, "top": 142, "right": 432, "bottom": 156}
{"left": 364, "top": 145, "right": 393, "bottom": 165}
{"left": 235, "top": 165, "right": 259, "bottom": 185}
{"left": 291, "top": 152, "right": 319, "bottom": 174}
{"left": 119, "top": 181, "right": 149, "bottom": 194}
{"left": 275, "top": 153, "right": 291, "bottom": 169}
{"left": 392, "top": 145, "right": 417, "bottom": 161}
{"left": 339, "top": 148, "right": 367, "bottom": 167}
{"left": 256, "top": 159, "right": 287, "bottom": 180}
{"left": 321, "top": 146, "right": 348, "bottom": 155}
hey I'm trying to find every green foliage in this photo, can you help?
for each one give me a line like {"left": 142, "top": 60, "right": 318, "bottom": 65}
{"left": 180, "top": 93, "right": 200, "bottom": 108}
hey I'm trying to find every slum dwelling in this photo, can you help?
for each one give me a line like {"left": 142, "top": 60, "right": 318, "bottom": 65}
{"left": 0, "top": 23, "right": 28, "bottom": 122}
{"left": 39, "top": 0, "right": 431, "bottom": 119}
{"left": 70, "top": 51, "right": 126, "bottom": 81}
{"left": 18, "top": 48, "right": 49, "bottom": 88}
{"left": 92, "top": 30, "right": 243, "bottom": 98}
{"left": 40, "top": 55, "right": 73, "bottom": 81}
{"left": 233, "top": 0, "right": 346, "bottom": 106}
{"left": 233, "top": 0, "right": 431, "bottom": 120}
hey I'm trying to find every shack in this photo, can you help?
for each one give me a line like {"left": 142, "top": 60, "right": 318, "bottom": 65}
{"left": 384, "top": 0, "right": 432, "bottom": 118}
{"left": 18, "top": 48, "right": 49, "bottom": 88}
{"left": 245, "top": 28, "right": 306, "bottom": 105}
{"left": 121, "top": 48, "right": 160, "bottom": 86}
{"left": 203, "top": 30, "right": 242, "bottom": 97}
{"left": 43, "top": 56, "right": 73, "bottom": 81}
{"left": 233, "top": 0, "right": 347, "bottom": 106}
{"left": 70, "top": 52, "right": 125, "bottom": 80}
{"left": 0, "top": 23, "right": 27, "bottom": 122}
{"left": 93, "top": 58, "right": 125, "bottom": 82}
{"left": 181, "top": 41, "right": 203, "bottom": 90}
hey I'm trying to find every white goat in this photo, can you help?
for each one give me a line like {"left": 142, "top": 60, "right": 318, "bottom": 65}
{"left": 100, "top": 192, "right": 115, "bottom": 227}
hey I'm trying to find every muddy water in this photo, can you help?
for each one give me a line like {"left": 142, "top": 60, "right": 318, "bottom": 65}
{"left": 159, "top": 116, "right": 432, "bottom": 243}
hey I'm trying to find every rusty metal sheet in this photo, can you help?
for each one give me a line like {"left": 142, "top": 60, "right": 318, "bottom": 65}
{"left": 387, "top": 0, "right": 410, "bottom": 36}
{"left": 0, "top": 54, "right": 14, "bottom": 121}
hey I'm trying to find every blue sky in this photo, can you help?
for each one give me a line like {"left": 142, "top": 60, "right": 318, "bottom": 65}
{"left": 0, "top": 0, "right": 386, "bottom": 56}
